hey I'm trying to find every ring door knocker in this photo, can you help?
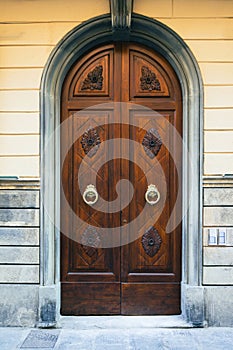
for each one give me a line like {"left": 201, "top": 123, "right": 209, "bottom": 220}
{"left": 83, "top": 184, "right": 99, "bottom": 206}
{"left": 145, "top": 184, "right": 160, "bottom": 205}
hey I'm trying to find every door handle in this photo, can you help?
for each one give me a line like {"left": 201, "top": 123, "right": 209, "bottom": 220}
{"left": 83, "top": 184, "right": 98, "bottom": 206}
{"left": 145, "top": 184, "right": 160, "bottom": 205}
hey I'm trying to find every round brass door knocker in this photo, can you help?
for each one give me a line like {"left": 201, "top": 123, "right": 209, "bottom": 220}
{"left": 145, "top": 184, "right": 160, "bottom": 205}
{"left": 83, "top": 184, "right": 98, "bottom": 206}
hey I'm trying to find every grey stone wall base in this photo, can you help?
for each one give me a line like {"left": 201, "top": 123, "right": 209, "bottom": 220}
{"left": 181, "top": 284, "right": 233, "bottom": 327}
{"left": 0, "top": 283, "right": 232, "bottom": 327}
{"left": 182, "top": 283, "right": 206, "bottom": 327}
{"left": 205, "top": 286, "right": 233, "bottom": 327}
{"left": 0, "top": 284, "right": 39, "bottom": 327}
{"left": 38, "top": 285, "right": 59, "bottom": 328}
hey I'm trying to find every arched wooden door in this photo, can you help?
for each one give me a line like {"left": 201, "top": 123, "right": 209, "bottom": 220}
{"left": 60, "top": 43, "right": 182, "bottom": 315}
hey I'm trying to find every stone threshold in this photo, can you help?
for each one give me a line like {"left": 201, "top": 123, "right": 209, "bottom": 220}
{"left": 59, "top": 315, "right": 194, "bottom": 329}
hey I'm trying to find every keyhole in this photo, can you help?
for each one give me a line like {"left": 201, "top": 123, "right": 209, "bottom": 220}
{"left": 87, "top": 237, "right": 94, "bottom": 245}
{"left": 87, "top": 138, "right": 94, "bottom": 146}
{"left": 149, "top": 140, "right": 156, "bottom": 147}
{"left": 148, "top": 238, "right": 155, "bottom": 246}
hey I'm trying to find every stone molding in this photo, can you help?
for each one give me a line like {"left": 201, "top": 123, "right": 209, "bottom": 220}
{"left": 40, "top": 13, "right": 203, "bottom": 326}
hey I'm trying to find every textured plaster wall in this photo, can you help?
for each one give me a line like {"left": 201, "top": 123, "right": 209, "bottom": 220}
{"left": 0, "top": 0, "right": 232, "bottom": 176}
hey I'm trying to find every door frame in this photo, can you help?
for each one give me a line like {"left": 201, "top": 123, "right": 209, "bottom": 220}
{"left": 40, "top": 13, "right": 204, "bottom": 326}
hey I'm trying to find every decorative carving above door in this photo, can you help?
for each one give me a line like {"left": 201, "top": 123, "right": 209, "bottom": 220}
{"left": 110, "top": 0, "right": 133, "bottom": 30}
{"left": 140, "top": 66, "right": 161, "bottom": 91}
{"left": 130, "top": 52, "right": 170, "bottom": 97}
{"left": 81, "top": 65, "right": 103, "bottom": 91}
{"left": 70, "top": 50, "right": 113, "bottom": 98}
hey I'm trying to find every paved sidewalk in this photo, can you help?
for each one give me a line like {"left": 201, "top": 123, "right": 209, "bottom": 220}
{"left": 0, "top": 326, "right": 233, "bottom": 350}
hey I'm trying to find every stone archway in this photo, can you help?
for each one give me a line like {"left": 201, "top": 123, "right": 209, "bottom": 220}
{"left": 40, "top": 13, "right": 204, "bottom": 326}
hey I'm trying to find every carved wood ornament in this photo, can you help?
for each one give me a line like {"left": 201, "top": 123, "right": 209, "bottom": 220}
{"left": 81, "top": 65, "right": 103, "bottom": 91}
{"left": 81, "top": 227, "right": 101, "bottom": 259}
{"left": 140, "top": 66, "right": 161, "bottom": 91}
{"left": 142, "top": 128, "right": 162, "bottom": 159}
{"left": 141, "top": 226, "right": 162, "bottom": 257}
{"left": 81, "top": 127, "right": 101, "bottom": 157}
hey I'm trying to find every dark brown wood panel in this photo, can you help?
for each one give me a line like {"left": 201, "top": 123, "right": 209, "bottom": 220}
{"left": 61, "top": 283, "right": 121, "bottom": 315}
{"left": 61, "top": 42, "right": 182, "bottom": 315}
{"left": 120, "top": 113, "right": 180, "bottom": 283}
{"left": 61, "top": 44, "right": 122, "bottom": 314}
{"left": 121, "top": 283, "right": 181, "bottom": 315}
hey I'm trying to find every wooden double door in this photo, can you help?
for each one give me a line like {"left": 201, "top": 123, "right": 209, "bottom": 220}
{"left": 61, "top": 43, "right": 182, "bottom": 315}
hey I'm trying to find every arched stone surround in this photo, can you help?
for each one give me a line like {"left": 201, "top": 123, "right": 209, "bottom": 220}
{"left": 40, "top": 13, "right": 204, "bottom": 326}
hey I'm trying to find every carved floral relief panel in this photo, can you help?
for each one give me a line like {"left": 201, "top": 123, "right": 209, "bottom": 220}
{"left": 142, "top": 128, "right": 162, "bottom": 159}
{"left": 141, "top": 226, "right": 162, "bottom": 257}
{"left": 81, "top": 127, "right": 101, "bottom": 158}
{"left": 131, "top": 52, "right": 170, "bottom": 97}
{"left": 73, "top": 52, "right": 112, "bottom": 97}
{"left": 81, "top": 65, "right": 103, "bottom": 91}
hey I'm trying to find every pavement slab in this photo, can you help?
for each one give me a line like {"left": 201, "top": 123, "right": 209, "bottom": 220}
{"left": 0, "top": 326, "right": 233, "bottom": 350}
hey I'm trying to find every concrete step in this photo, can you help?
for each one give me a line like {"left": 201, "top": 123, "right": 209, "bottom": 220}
{"left": 59, "top": 315, "right": 193, "bottom": 330}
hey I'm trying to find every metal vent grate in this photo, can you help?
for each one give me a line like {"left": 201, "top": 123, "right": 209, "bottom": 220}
{"left": 20, "top": 330, "right": 58, "bottom": 348}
